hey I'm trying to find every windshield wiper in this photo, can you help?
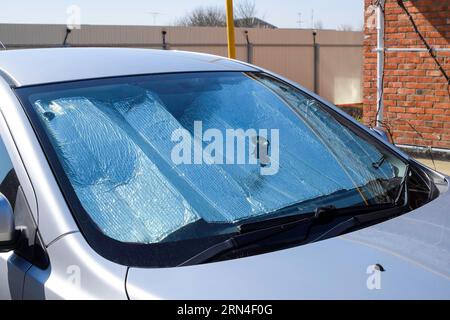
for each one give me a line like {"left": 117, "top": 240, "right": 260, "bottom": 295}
{"left": 178, "top": 212, "right": 312, "bottom": 266}
{"left": 178, "top": 203, "right": 401, "bottom": 267}
{"left": 311, "top": 204, "right": 405, "bottom": 243}
{"left": 372, "top": 155, "right": 386, "bottom": 169}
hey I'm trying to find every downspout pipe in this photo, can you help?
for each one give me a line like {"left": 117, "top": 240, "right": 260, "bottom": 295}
{"left": 376, "top": 0, "right": 385, "bottom": 127}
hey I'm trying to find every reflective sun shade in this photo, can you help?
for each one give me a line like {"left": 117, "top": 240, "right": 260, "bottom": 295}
{"left": 26, "top": 72, "right": 406, "bottom": 244}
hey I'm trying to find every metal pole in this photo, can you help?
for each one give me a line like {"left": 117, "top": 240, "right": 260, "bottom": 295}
{"left": 376, "top": 0, "right": 385, "bottom": 127}
{"left": 385, "top": 47, "right": 450, "bottom": 52}
{"left": 162, "top": 30, "right": 168, "bottom": 50}
{"left": 63, "top": 28, "right": 72, "bottom": 47}
{"left": 313, "top": 31, "right": 319, "bottom": 94}
{"left": 244, "top": 31, "right": 253, "bottom": 63}
{"left": 226, "top": 0, "right": 236, "bottom": 59}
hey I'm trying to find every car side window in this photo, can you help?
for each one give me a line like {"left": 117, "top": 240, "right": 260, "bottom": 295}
{"left": 0, "top": 136, "right": 20, "bottom": 210}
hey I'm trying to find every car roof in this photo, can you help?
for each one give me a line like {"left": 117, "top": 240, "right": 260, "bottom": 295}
{"left": 0, "top": 48, "right": 258, "bottom": 87}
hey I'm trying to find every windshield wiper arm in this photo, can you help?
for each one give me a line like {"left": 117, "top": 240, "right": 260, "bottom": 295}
{"left": 179, "top": 204, "right": 398, "bottom": 267}
{"left": 311, "top": 204, "right": 406, "bottom": 243}
{"left": 372, "top": 155, "right": 386, "bottom": 169}
{"left": 178, "top": 214, "right": 312, "bottom": 267}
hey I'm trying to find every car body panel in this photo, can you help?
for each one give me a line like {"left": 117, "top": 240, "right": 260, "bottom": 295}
{"left": 0, "top": 253, "right": 31, "bottom": 300}
{"left": 23, "top": 232, "right": 128, "bottom": 300}
{"left": 0, "top": 79, "right": 38, "bottom": 221}
{"left": 0, "top": 48, "right": 257, "bottom": 87}
{"left": 127, "top": 180, "right": 450, "bottom": 300}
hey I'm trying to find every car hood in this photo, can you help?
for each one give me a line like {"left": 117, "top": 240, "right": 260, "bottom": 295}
{"left": 127, "top": 177, "right": 450, "bottom": 300}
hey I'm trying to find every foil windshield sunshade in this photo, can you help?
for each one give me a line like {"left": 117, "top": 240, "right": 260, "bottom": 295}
{"left": 30, "top": 73, "right": 396, "bottom": 244}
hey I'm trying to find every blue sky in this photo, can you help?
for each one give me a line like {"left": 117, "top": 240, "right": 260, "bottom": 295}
{"left": 0, "top": 0, "right": 364, "bottom": 30}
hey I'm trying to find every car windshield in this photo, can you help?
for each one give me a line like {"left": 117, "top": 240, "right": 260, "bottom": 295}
{"left": 20, "top": 72, "right": 407, "bottom": 245}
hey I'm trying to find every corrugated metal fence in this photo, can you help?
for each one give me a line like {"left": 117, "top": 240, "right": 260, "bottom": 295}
{"left": 0, "top": 24, "right": 363, "bottom": 105}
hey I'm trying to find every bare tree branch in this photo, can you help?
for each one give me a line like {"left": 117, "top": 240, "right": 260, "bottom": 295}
{"left": 175, "top": 1, "right": 274, "bottom": 28}
{"left": 234, "top": 0, "right": 257, "bottom": 27}
{"left": 337, "top": 24, "right": 354, "bottom": 31}
{"left": 175, "top": 6, "right": 226, "bottom": 27}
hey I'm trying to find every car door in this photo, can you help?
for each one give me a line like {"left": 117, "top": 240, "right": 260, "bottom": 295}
{"left": 0, "top": 131, "right": 48, "bottom": 300}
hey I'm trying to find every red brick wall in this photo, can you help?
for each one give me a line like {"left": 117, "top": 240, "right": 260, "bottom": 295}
{"left": 363, "top": 0, "right": 450, "bottom": 148}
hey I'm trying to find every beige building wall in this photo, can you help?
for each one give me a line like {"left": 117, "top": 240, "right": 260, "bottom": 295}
{"left": 0, "top": 24, "right": 363, "bottom": 105}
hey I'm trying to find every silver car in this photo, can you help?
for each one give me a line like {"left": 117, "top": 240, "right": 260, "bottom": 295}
{"left": 0, "top": 48, "right": 449, "bottom": 300}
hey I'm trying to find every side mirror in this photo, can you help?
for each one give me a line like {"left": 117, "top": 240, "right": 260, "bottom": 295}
{"left": 0, "top": 193, "right": 17, "bottom": 252}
